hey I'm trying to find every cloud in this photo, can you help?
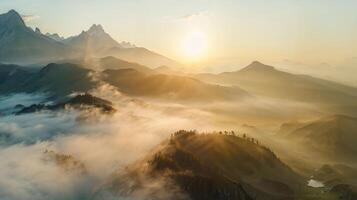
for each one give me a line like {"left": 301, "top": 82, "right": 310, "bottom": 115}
{"left": 0, "top": 111, "right": 78, "bottom": 145}
{"left": 179, "top": 11, "right": 210, "bottom": 21}
{"left": 0, "top": 90, "right": 218, "bottom": 199}
{"left": 0, "top": 143, "right": 93, "bottom": 200}
{"left": 163, "top": 11, "right": 209, "bottom": 22}
{"left": 0, "top": 87, "right": 315, "bottom": 199}
{"left": 0, "top": 93, "right": 48, "bottom": 115}
{"left": 21, "top": 14, "right": 39, "bottom": 22}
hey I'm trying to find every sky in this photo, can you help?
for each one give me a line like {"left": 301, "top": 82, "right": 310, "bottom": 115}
{"left": 1, "top": 0, "right": 357, "bottom": 74}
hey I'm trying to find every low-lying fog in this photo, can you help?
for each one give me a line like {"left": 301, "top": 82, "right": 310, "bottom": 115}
{"left": 0, "top": 85, "right": 222, "bottom": 199}
{"left": 0, "top": 84, "right": 350, "bottom": 200}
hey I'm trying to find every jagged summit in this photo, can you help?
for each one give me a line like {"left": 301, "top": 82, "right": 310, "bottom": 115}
{"left": 62, "top": 23, "right": 122, "bottom": 52}
{"left": 240, "top": 61, "right": 276, "bottom": 72}
{"left": 7, "top": 9, "right": 20, "bottom": 15}
{"left": 0, "top": 10, "right": 179, "bottom": 67}
{"left": 88, "top": 24, "right": 104, "bottom": 31}
{"left": 0, "top": 9, "right": 25, "bottom": 28}
{"left": 35, "top": 27, "right": 41, "bottom": 34}
{"left": 45, "top": 32, "right": 64, "bottom": 41}
{"left": 86, "top": 24, "right": 106, "bottom": 36}
{"left": 5, "top": 9, "right": 22, "bottom": 19}
{"left": 7, "top": 9, "right": 18, "bottom": 14}
{"left": 0, "top": 9, "right": 75, "bottom": 64}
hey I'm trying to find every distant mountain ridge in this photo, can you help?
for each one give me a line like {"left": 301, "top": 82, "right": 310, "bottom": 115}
{"left": 63, "top": 24, "right": 123, "bottom": 54}
{"left": 102, "top": 68, "right": 250, "bottom": 101}
{"left": 0, "top": 62, "right": 249, "bottom": 101}
{"left": 45, "top": 33, "right": 64, "bottom": 41}
{"left": 0, "top": 10, "right": 180, "bottom": 68}
{"left": 99, "top": 56, "right": 156, "bottom": 74}
{"left": 0, "top": 10, "right": 74, "bottom": 64}
{"left": 237, "top": 61, "right": 276, "bottom": 73}
{"left": 196, "top": 61, "right": 357, "bottom": 116}
{"left": 0, "top": 62, "right": 97, "bottom": 97}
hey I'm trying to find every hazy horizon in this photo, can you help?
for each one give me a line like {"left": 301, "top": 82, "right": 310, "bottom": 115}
{"left": 1, "top": 2, "right": 357, "bottom": 199}
{"left": 1, "top": 0, "right": 356, "bottom": 71}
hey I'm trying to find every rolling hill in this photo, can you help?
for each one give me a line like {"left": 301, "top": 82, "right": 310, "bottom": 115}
{"left": 102, "top": 68, "right": 250, "bottom": 101}
{"left": 1, "top": 61, "right": 249, "bottom": 102}
{"left": 99, "top": 56, "right": 156, "bottom": 74}
{"left": 278, "top": 115, "right": 357, "bottom": 160}
{"left": 97, "top": 131, "right": 303, "bottom": 200}
{"left": 16, "top": 93, "right": 115, "bottom": 115}
{"left": 0, "top": 63, "right": 36, "bottom": 84}
{"left": 0, "top": 63, "right": 98, "bottom": 97}
{"left": 313, "top": 164, "right": 357, "bottom": 188}
{"left": 196, "top": 61, "right": 357, "bottom": 108}
{"left": 104, "top": 46, "right": 181, "bottom": 68}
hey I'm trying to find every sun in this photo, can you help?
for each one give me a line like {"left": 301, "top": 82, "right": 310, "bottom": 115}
{"left": 182, "top": 30, "right": 207, "bottom": 61}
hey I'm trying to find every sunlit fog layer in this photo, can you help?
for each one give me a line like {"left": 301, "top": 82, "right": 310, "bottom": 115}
{"left": 1, "top": 2, "right": 357, "bottom": 199}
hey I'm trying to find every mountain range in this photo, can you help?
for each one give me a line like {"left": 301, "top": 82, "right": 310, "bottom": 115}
{"left": 195, "top": 61, "right": 357, "bottom": 116}
{"left": 196, "top": 61, "right": 357, "bottom": 103}
{"left": 2, "top": 56, "right": 357, "bottom": 113}
{"left": 0, "top": 10, "right": 180, "bottom": 67}
{"left": 1, "top": 7, "right": 357, "bottom": 200}
{"left": 0, "top": 10, "right": 74, "bottom": 64}
{"left": 1, "top": 9, "right": 356, "bottom": 110}
{"left": 0, "top": 60, "right": 250, "bottom": 102}
{"left": 0, "top": 62, "right": 96, "bottom": 97}
{"left": 278, "top": 115, "right": 357, "bottom": 161}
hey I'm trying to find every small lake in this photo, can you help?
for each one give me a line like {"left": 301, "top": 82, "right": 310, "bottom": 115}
{"left": 307, "top": 179, "right": 325, "bottom": 188}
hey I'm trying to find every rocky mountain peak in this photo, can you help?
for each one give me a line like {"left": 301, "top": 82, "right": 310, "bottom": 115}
{"left": 35, "top": 27, "right": 41, "bottom": 34}
{"left": 87, "top": 24, "right": 105, "bottom": 36}
{"left": 0, "top": 9, "right": 26, "bottom": 28}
